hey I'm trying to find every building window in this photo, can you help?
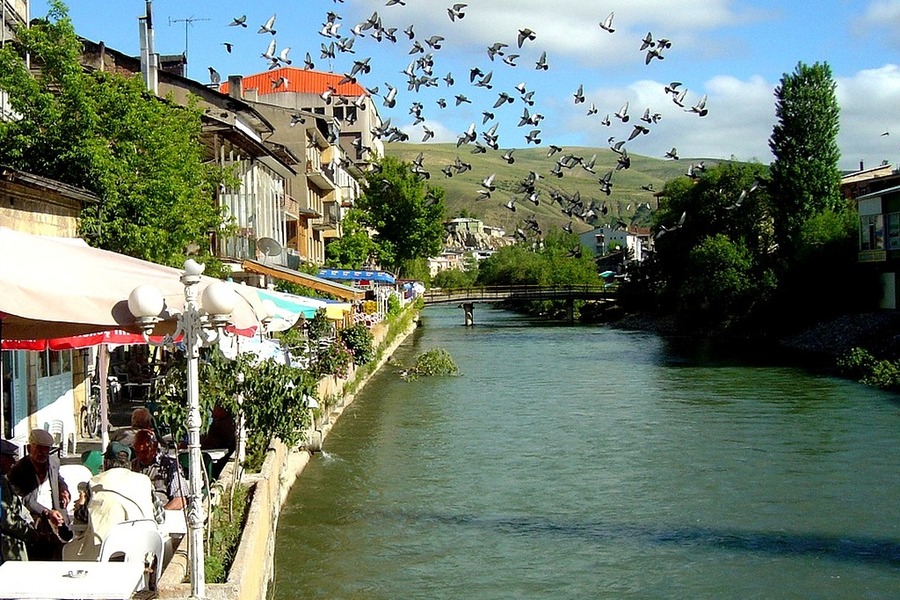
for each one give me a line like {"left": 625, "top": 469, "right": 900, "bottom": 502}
{"left": 38, "top": 350, "right": 71, "bottom": 379}
{"left": 333, "top": 106, "right": 357, "bottom": 124}
{"left": 888, "top": 212, "right": 900, "bottom": 250}
{"left": 860, "top": 214, "right": 885, "bottom": 251}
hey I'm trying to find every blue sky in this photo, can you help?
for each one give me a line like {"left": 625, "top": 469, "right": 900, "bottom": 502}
{"left": 31, "top": 0, "right": 900, "bottom": 171}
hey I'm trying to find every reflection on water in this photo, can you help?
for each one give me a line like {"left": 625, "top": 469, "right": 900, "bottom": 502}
{"left": 274, "top": 306, "right": 900, "bottom": 600}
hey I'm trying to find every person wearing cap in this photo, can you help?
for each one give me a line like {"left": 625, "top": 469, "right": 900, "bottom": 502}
{"left": 63, "top": 442, "right": 164, "bottom": 561}
{"left": 0, "top": 439, "right": 19, "bottom": 477}
{"left": 8, "top": 428, "right": 71, "bottom": 560}
{"left": 1, "top": 440, "right": 34, "bottom": 563}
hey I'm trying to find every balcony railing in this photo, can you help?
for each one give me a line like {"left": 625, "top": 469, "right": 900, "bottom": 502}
{"left": 281, "top": 194, "right": 300, "bottom": 217}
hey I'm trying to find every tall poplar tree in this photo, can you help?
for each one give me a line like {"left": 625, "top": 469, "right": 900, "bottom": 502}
{"left": 768, "top": 61, "right": 843, "bottom": 257}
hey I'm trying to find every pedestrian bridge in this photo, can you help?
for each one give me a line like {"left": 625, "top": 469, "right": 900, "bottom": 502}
{"left": 422, "top": 285, "right": 616, "bottom": 325}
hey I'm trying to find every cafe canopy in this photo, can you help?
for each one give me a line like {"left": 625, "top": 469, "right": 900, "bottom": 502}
{"left": 318, "top": 268, "right": 396, "bottom": 285}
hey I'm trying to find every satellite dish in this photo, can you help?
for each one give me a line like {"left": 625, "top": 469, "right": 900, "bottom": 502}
{"left": 256, "top": 237, "right": 283, "bottom": 261}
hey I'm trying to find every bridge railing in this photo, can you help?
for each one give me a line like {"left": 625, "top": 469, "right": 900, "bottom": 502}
{"left": 423, "top": 284, "right": 614, "bottom": 303}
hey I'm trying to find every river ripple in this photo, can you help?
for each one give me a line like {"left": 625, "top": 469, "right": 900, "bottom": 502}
{"left": 274, "top": 305, "right": 900, "bottom": 599}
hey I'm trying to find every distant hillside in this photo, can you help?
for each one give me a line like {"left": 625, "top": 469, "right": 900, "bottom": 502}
{"left": 385, "top": 142, "right": 720, "bottom": 236}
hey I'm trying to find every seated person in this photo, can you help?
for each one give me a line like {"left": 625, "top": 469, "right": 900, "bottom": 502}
{"left": 200, "top": 405, "right": 237, "bottom": 479}
{"left": 110, "top": 407, "right": 154, "bottom": 449}
{"left": 64, "top": 442, "right": 164, "bottom": 561}
{"left": 200, "top": 405, "right": 236, "bottom": 453}
{"left": 131, "top": 430, "right": 187, "bottom": 510}
{"left": 122, "top": 352, "right": 149, "bottom": 384}
{"left": 8, "top": 429, "right": 71, "bottom": 560}
{"left": 1, "top": 440, "right": 34, "bottom": 563}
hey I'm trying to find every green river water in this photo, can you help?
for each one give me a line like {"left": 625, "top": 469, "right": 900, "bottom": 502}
{"left": 273, "top": 305, "right": 899, "bottom": 599}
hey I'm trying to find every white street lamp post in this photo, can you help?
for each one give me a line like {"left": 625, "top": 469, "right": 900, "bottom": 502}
{"left": 128, "top": 260, "right": 238, "bottom": 600}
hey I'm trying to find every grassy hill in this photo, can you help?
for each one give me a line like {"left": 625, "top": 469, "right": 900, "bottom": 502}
{"left": 385, "top": 142, "right": 717, "bottom": 236}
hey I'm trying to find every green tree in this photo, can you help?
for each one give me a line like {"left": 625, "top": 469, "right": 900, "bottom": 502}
{"left": 677, "top": 234, "right": 776, "bottom": 331}
{"left": 621, "top": 162, "right": 776, "bottom": 331}
{"left": 432, "top": 267, "right": 476, "bottom": 289}
{"left": 768, "top": 62, "right": 842, "bottom": 256}
{"left": 325, "top": 208, "right": 379, "bottom": 268}
{"left": 0, "top": 1, "right": 230, "bottom": 271}
{"left": 357, "top": 156, "right": 445, "bottom": 276}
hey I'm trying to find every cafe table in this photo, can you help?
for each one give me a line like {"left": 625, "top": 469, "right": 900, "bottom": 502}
{"left": 0, "top": 560, "right": 145, "bottom": 599}
{"left": 159, "top": 509, "right": 187, "bottom": 537}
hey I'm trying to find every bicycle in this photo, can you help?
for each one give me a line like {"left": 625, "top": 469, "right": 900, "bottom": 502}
{"left": 80, "top": 381, "right": 102, "bottom": 439}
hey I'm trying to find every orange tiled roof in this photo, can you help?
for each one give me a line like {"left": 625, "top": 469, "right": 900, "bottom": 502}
{"left": 219, "top": 67, "right": 367, "bottom": 97}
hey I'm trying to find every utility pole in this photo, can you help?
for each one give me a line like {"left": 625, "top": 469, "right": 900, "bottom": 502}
{"left": 168, "top": 15, "right": 210, "bottom": 78}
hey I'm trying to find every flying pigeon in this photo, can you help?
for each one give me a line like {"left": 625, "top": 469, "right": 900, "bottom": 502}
{"left": 573, "top": 84, "right": 585, "bottom": 104}
{"left": 259, "top": 14, "right": 276, "bottom": 35}
{"left": 447, "top": 3, "right": 467, "bottom": 21}
{"left": 599, "top": 12, "right": 615, "bottom": 33}
{"left": 517, "top": 28, "right": 536, "bottom": 48}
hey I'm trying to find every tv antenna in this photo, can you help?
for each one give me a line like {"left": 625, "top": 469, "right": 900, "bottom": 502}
{"left": 168, "top": 15, "right": 210, "bottom": 72}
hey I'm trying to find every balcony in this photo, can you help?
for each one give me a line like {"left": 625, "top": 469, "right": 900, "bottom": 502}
{"left": 306, "top": 163, "right": 337, "bottom": 191}
{"left": 311, "top": 207, "right": 340, "bottom": 234}
{"left": 281, "top": 194, "right": 300, "bottom": 219}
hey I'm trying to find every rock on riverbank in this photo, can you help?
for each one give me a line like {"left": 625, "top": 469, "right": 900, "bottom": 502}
{"left": 779, "top": 311, "right": 900, "bottom": 360}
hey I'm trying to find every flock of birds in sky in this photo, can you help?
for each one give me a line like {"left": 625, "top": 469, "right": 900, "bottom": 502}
{"left": 207, "top": 2, "right": 729, "bottom": 250}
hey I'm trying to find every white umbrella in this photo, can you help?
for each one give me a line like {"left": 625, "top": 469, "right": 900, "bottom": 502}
{"left": 0, "top": 226, "right": 268, "bottom": 447}
{"left": 0, "top": 226, "right": 266, "bottom": 340}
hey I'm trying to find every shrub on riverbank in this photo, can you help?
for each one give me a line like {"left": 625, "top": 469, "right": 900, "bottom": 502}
{"left": 836, "top": 347, "right": 900, "bottom": 390}
{"left": 339, "top": 324, "right": 375, "bottom": 365}
{"left": 313, "top": 340, "right": 354, "bottom": 379}
{"left": 156, "top": 352, "right": 317, "bottom": 472}
{"left": 399, "top": 348, "right": 459, "bottom": 380}
{"left": 205, "top": 482, "right": 251, "bottom": 583}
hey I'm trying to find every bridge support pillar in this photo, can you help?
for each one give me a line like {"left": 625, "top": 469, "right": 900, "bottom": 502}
{"left": 565, "top": 298, "right": 575, "bottom": 324}
{"left": 462, "top": 302, "right": 475, "bottom": 326}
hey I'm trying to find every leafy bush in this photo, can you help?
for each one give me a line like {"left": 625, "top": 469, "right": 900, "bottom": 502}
{"left": 205, "top": 483, "right": 251, "bottom": 583}
{"left": 387, "top": 294, "right": 401, "bottom": 316}
{"left": 836, "top": 347, "right": 877, "bottom": 379}
{"left": 836, "top": 347, "right": 900, "bottom": 390}
{"left": 340, "top": 324, "right": 375, "bottom": 365}
{"left": 307, "top": 308, "right": 334, "bottom": 341}
{"left": 156, "top": 350, "right": 317, "bottom": 472}
{"left": 401, "top": 348, "right": 459, "bottom": 380}
{"left": 314, "top": 340, "right": 354, "bottom": 379}
{"left": 433, "top": 267, "right": 476, "bottom": 290}
{"left": 866, "top": 360, "right": 900, "bottom": 389}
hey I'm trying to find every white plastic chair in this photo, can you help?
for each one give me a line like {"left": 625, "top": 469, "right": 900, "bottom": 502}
{"left": 98, "top": 519, "right": 166, "bottom": 591}
{"left": 44, "top": 418, "right": 76, "bottom": 458}
{"left": 59, "top": 463, "right": 93, "bottom": 513}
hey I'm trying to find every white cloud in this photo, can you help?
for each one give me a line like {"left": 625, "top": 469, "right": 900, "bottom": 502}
{"left": 854, "top": 1, "right": 900, "bottom": 48}
{"left": 399, "top": 119, "right": 457, "bottom": 144}
{"left": 836, "top": 64, "right": 900, "bottom": 169}
{"left": 555, "top": 75, "right": 775, "bottom": 163}
{"left": 352, "top": 0, "right": 756, "bottom": 66}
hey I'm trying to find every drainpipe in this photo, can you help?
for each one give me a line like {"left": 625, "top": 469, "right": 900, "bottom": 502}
{"left": 138, "top": 1, "right": 158, "bottom": 95}
{"left": 1, "top": 0, "right": 6, "bottom": 120}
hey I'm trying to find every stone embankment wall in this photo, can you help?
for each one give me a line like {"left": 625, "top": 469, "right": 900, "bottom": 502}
{"left": 156, "top": 308, "right": 421, "bottom": 599}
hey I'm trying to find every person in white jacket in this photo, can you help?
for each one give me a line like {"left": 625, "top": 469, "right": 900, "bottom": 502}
{"left": 64, "top": 442, "right": 163, "bottom": 561}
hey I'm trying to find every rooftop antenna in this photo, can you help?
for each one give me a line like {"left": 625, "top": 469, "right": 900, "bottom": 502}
{"left": 168, "top": 15, "right": 210, "bottom": 77}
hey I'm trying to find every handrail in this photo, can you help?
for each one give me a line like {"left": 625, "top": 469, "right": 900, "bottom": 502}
{"left": 422, "top": 285, "right": 616, "bottom": 304}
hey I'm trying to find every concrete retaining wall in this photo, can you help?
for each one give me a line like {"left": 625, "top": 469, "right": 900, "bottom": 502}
{"left": 156, "top": 308, "right": 420, "bottom": 599}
